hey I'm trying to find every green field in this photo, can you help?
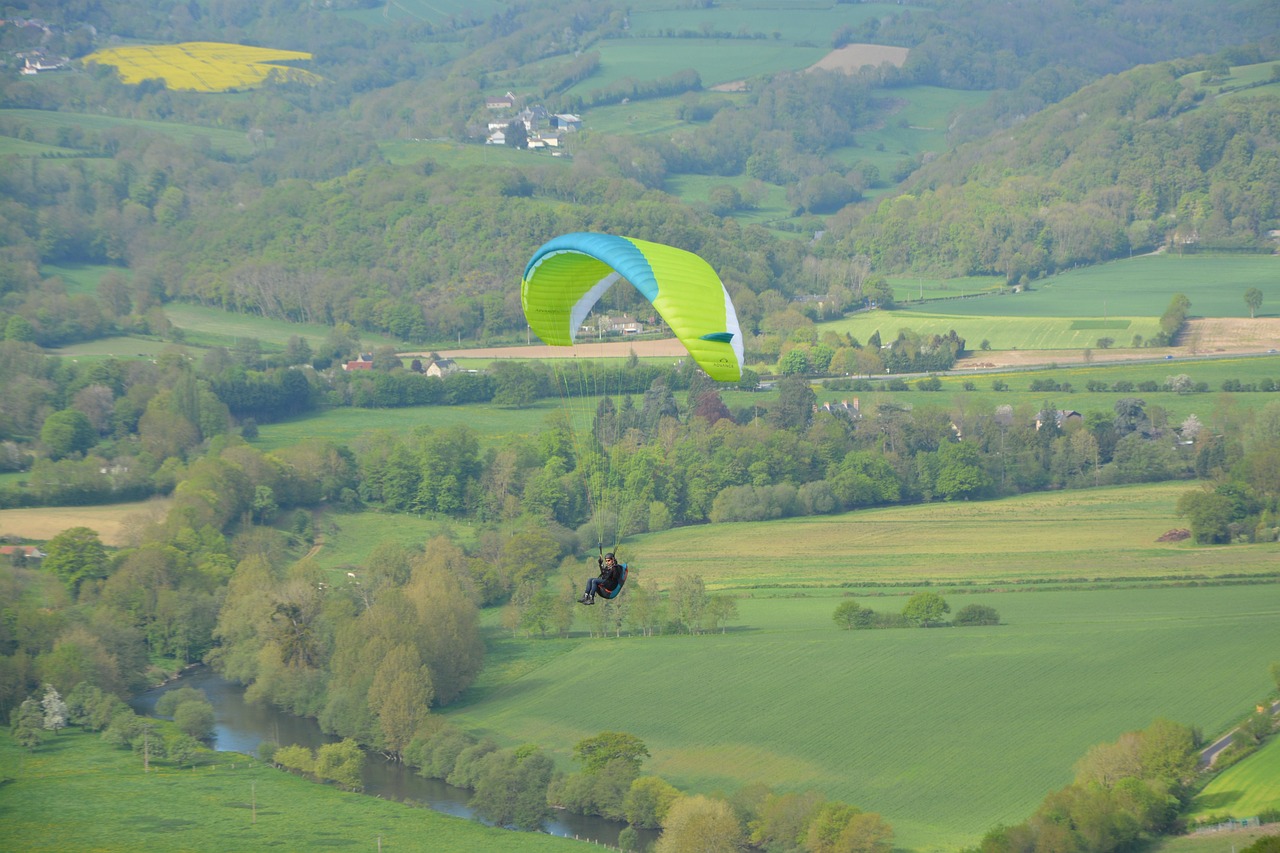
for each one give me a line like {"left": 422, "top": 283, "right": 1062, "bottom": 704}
{"left": 0, "top": 108, "right": 258, "bottom": 158}
{"left": 622, "top": 482, "right": 1279, "bottom": 587}
{"left": 449, "top": 583, "right": 1280, "bottom": 851}
{"left": 0, "top": 136, "right": 83, "bottom": 157}
{"left": 565, "top": 38, "right": 828, "bottom": 93}
{"left": 305, "top": 508, "right": 470, "bottom": 574}
{"left": 906, "top": 255, "right": 1280, "bottom": 320}
{"left": 0, "top": 729, "right": 578, "bottom": 852}
{"left": 163, "top": 303, "right": 405, "bottom": 352}
{"left": 808, "top": 353, "right": 1280, "bottom": 426}
{"left": 251, "top": 399, "right": 565, "bottom": 454}
{"left": 1190, "top": 735, "right": 1280, "bottom": 821}
{"left": 824, "top": 309, "right": 1162, "bottom": 351}
{"left": 40, "top": 262, "right": 130, "bottom": 296}
{"left": 834, "top": 84, "right": 993, "bottom": 177}
{"left": 626, "top": 1, "right": 912, "bottom": 45}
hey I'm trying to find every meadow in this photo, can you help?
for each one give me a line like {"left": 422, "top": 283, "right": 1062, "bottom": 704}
{"left": 824, "top": 309, "right": 1162, "bottom": 352}
{"left": 250, "top": 398, "right": 564, "bottom": 454}
{"left": 564, "top": 38, "right": 829, "bottom": 94}
{"left": 1189, "top": 735, "right": 1280, "bottom": 822}
{"left": 305, "top": 507, "right": 471, "bottom": 573}
{"left": 906, "top": 255, "right": 1280, "bottom": 320}
{"left": 0, "top": 108, "right": 259, "bottom": 158}
{"left": 0, "top": 729, "right": 579, "bottom": 852}
{"left": 625, "top": 1, "right": 908, "bottom": 45}
{"left": 162, "top": 303, "right": 397, "bottom": 353}
{"left": 450, "top": 582, "right": 1280, "bottom": 851}
{"left": 83, "top": 42, "right": 320, "bottom": 93}
{"left": 618, "top": 482, "right": 1279, "bottom": 589}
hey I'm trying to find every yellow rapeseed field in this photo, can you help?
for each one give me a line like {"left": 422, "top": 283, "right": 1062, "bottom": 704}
{"left": 84, "top": 41, "right": 319, "bottom": 92}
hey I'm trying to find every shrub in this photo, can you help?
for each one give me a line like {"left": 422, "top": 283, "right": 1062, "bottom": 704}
{"left": 953, "top": 604, "right": 1001, "bottom": 626}
{"left": 833, "top": 600, "right": 874, "bottom": 629}
{"left": 275, "top": 744, "right": 315, "bottom": 774}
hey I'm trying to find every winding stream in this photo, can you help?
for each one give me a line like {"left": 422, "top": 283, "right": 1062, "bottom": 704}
{"left": 131, "top": 666, "right": 657, "bottom": 847}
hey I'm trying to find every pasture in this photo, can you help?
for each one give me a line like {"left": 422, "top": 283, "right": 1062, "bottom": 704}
{"left": 832, "top": 84, "right": 993, "bottom": 177}
{"left": 452, "top": 582, "right": 1280, "bottom": 851}
{"left": 0, "top": 108, "right": 258, "bottom": 158}
{"left": 909, "top": 255, "right": 1280, "bottom": 320}
{"left": 0, "top": 729, "right": 578, "bottom": 853}
{"left": 823, "top": 309, "right": 1163, "bottom": 352}
{"left": 622, "top": 482, "right": 1279, "bottom": 588}
{"left": 84, "top": 42, "right": 320, "bottom": 92}
{"left": 565, "top": 38, "right": 828, "bottom": 94}
{"left": 163, "top": 303, "right": 404, "bottom": 352}
{"left": 813, "top": 352, "right": 1280, "bottom": 426}
{"left": 625, "top": 2, "right": 909, "bottom": 46}
{"left": 1189, "top": 735, "right": 1280, "bottom": 822}
{"left": 305, "top": 508, "right": 471, "bottom": 574}
{"left": 250, "top": 400, "right": 563, "bottom": 454}
{"left": 41, "top": 262, "right": 129, "bottom": 297}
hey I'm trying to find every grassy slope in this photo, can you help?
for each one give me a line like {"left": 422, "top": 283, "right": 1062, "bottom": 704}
{"left": 0, "top": 108, "right": 257, "bottom": 157}
{"left": 449, "top": 584, "right": 1280, "bottom": 851}
{"left": 621, "top": 482, "right": 1279, "bottom": 589}
{"left": 1189, "top": 735, "right": 1280, "bottom": 821}
{"left": 905, "top": 255, "right": 1280, "bottom": 319}
{"left": 0, "top": 729, "right": 580, "bottom": 852}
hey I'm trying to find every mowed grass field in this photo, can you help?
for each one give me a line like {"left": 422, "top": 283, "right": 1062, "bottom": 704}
{"left": 1189, "top": 734, "right": 1280, "bottom": 822}
{"left": 0, "top": 729, "right": 579, "bottom": 853}
{"left": 0, "top": 499, "right": 171, "bottom": 547}
{"left": 451, "top": 583, "right": 1280, "bottom": 851}
{"left": 825, "top": 309, "right": 1162, "bottom": 352}
{"left": 621, "top": 482, "right": 1278, "bottom": 588}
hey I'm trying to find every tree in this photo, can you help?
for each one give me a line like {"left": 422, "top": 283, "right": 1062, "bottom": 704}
{"left": 5, "top": 315, "right": 35, "bottom": 342}
{"left": 703, "top": 596, "right": 738, "bottom": 633}
{"left": 574, "top": 731, "right": 650, "bottom": 775}
{"left": 11, "top": 696, "right": 44, "bottom": 750}
{"left": 504, "top": 121, "right": 529, "bottom": 149}
{"left": 1244, "top": 287, "right": 1263, "bottom": 319}
{"left": 833, "top": 600, "right": 873, "bottom": 629}
{"left": 670, "top": 574, "right": 708, "bottom": 634}
{"left": 1176, "top": 489, "right": 1234, "bottom": 543}
{"left": 41, "top": 684, "right": 68, "bottom": 734}
{"left": 770, "top": 375, "right": 816, "bottom": 431}
{"left": 315, "top": 739, "right": 365, "bottom": 790}
{"left": 901, "top": 592, "right": 950, "bottom": 627}
{"left": 625, "top": 776, "right": 682, "bottom": 829}
{"left": 655, "top": 795, "right": 743, "bottom": 853}
{"left": 43, "top": 527, "right": 109, "bottom": 597}
{"left": 40, "top": 409, "right": 96, "bottom": 460}
{"left": 172, "top": 699, "right": 215, "bottom": 739}
{"left": 470, "top": 745, "right": 553, "bottom": 829}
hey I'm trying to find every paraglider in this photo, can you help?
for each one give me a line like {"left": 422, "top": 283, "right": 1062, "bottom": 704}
{"left": 522, "top": 233, "right": 743, "bottom": 599}
{"left": 578, "top": 551, "right": 627, "bottom": 605}
{"left": 521, "top": 232, "right": 744, "bottom": 382}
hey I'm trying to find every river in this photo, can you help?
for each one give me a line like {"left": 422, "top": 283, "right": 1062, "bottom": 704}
{"left": 130, "top": 666, "right": 657, "bottom": 848}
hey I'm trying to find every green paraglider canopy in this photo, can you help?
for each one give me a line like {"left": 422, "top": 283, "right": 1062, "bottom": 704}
{"left": 521, "top": 232, "right": 744, "bottom": 382}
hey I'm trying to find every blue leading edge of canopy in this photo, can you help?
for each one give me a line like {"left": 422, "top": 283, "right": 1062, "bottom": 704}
{"left": 522, "top": 232, "right": 660, "bottom": 303}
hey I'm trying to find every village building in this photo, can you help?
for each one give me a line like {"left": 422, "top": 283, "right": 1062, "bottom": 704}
{"left": 343, "top": 353, "right": 375, "bottom": 371}
{"left": 425, "top": 357, "right": 459, "bottom": 378}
